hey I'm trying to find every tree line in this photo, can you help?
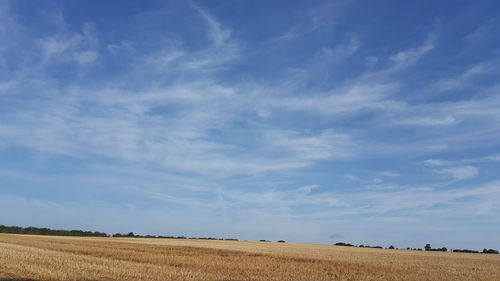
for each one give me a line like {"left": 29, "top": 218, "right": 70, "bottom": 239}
{"left": 334, "top": 242, "right": 498, "bottom": 255}
{"left": 0, "top": 225, "right": 108, "bottom": 237}
{"left": 111, "top": 231, "right": 239, "bottom": 241}
{"left": 0, "top": 225, "right": 238, "bottom": 241}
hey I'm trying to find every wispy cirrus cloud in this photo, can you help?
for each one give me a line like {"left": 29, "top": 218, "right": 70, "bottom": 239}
{"left": 423, "top": 159, "right": 479, "bottom": 181}
{"left": 376, "top": 172, "right": 401, "bottom": 178}
{"left": 434, "top": 165, "right": 479, "bottom": 181}
{"left": 277, "top": 2, "right": 342, "bottom": 40}
{"left": 430, "top": 59, "right": 499, "bottom": 92}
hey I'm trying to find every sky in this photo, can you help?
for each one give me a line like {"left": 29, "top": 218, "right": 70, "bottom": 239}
{"left": 1, "top": 0, "right": 500, "bottom": 250}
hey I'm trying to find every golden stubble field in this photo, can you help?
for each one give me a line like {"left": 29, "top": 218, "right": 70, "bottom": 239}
{"left": 0, "top": 234, "right": 499, "bottom": 281}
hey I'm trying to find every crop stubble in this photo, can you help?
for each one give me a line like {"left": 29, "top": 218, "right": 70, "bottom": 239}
{"left": 0, "top": 234, "right": 499, "bottom": 281}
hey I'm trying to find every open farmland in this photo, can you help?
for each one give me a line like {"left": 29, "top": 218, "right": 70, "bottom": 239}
{"left": 1, "top": 234, "right": 499, "bottom": 281}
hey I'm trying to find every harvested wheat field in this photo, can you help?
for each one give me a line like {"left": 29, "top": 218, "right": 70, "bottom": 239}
{"left": 0, "top": 234, "right": 499, "bottom": 281}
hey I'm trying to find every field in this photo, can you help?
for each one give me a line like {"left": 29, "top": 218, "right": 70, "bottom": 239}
{"left": 1, "top": 234, "right": 499, "bottom": 281}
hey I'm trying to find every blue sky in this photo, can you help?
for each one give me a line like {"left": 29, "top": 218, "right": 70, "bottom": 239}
{"left": 1, "top": 0, "right": 500, "bottom": 249}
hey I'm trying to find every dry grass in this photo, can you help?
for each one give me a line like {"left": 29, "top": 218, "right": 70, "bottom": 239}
{"left": 1, "top": 234, "right": 499, "bottom": 281}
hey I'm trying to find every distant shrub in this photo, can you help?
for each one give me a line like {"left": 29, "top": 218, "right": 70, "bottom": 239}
{"left": 453, "top": 249, "right": 479, "bottom": 253}
{"left": 427, "top": 247, "right": 447, "bottom": 252}
{"left": 483, "top": 249, "right": 499, "bottom": 254}
{"left": 335, "top": 242, "right": 355, "bottom": 247}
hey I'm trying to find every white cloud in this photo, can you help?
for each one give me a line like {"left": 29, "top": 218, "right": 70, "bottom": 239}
{"left": 376, "top": 172, "right": 401, "bottom": 178}
{"left": 435, "top": 165, "right": 479, "bottom": 181}
{"left": 167, "top": 1, "right": 241, "bottom": 72}
{"left": 430, "top": 61, "right": 497, "bottom": 92}
{"left": 423, "top": 159, "right": 479, "bottom": 181}
{"left": 486, "top": 154, "right": 500, "bottom": 162}
{"left": 276, "top": 2, "right": 340, "bottom": 40}
{"left": 36, "top": 20, "right": 99, "bottom": 67}
{"left": 72, "top": 50, "right": 98, "bottom": 64}
{"left": 315, "top": 39, "right": 360, "bottom": 65}
{"left": 397, "top": 115, "right": 457, "bottom": 126}
{"left": 189, "top": 1, "right": 231, "bottom": 48}
{"left": 107, "top": 41, "right": 134, "bottom": 55}
{"left": 463, "top": 17, "right": 500, "bottom": 48}
{"left": 388, "top": 35, "right": 435, "bottom": 70}
{"left": 298, "top": 184, "right": 320, "bottom": 194}
{"left": 268, "top": 82, "right": 400, "bottom": 116}
{"left": 265, "top": 129, "right": 353, "bottom": 160}
{"left": 423, "top": 159, "right": 451, "bottom": 167}
{"left": 344, "top": 174, "right": 360, "bottom": 181}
